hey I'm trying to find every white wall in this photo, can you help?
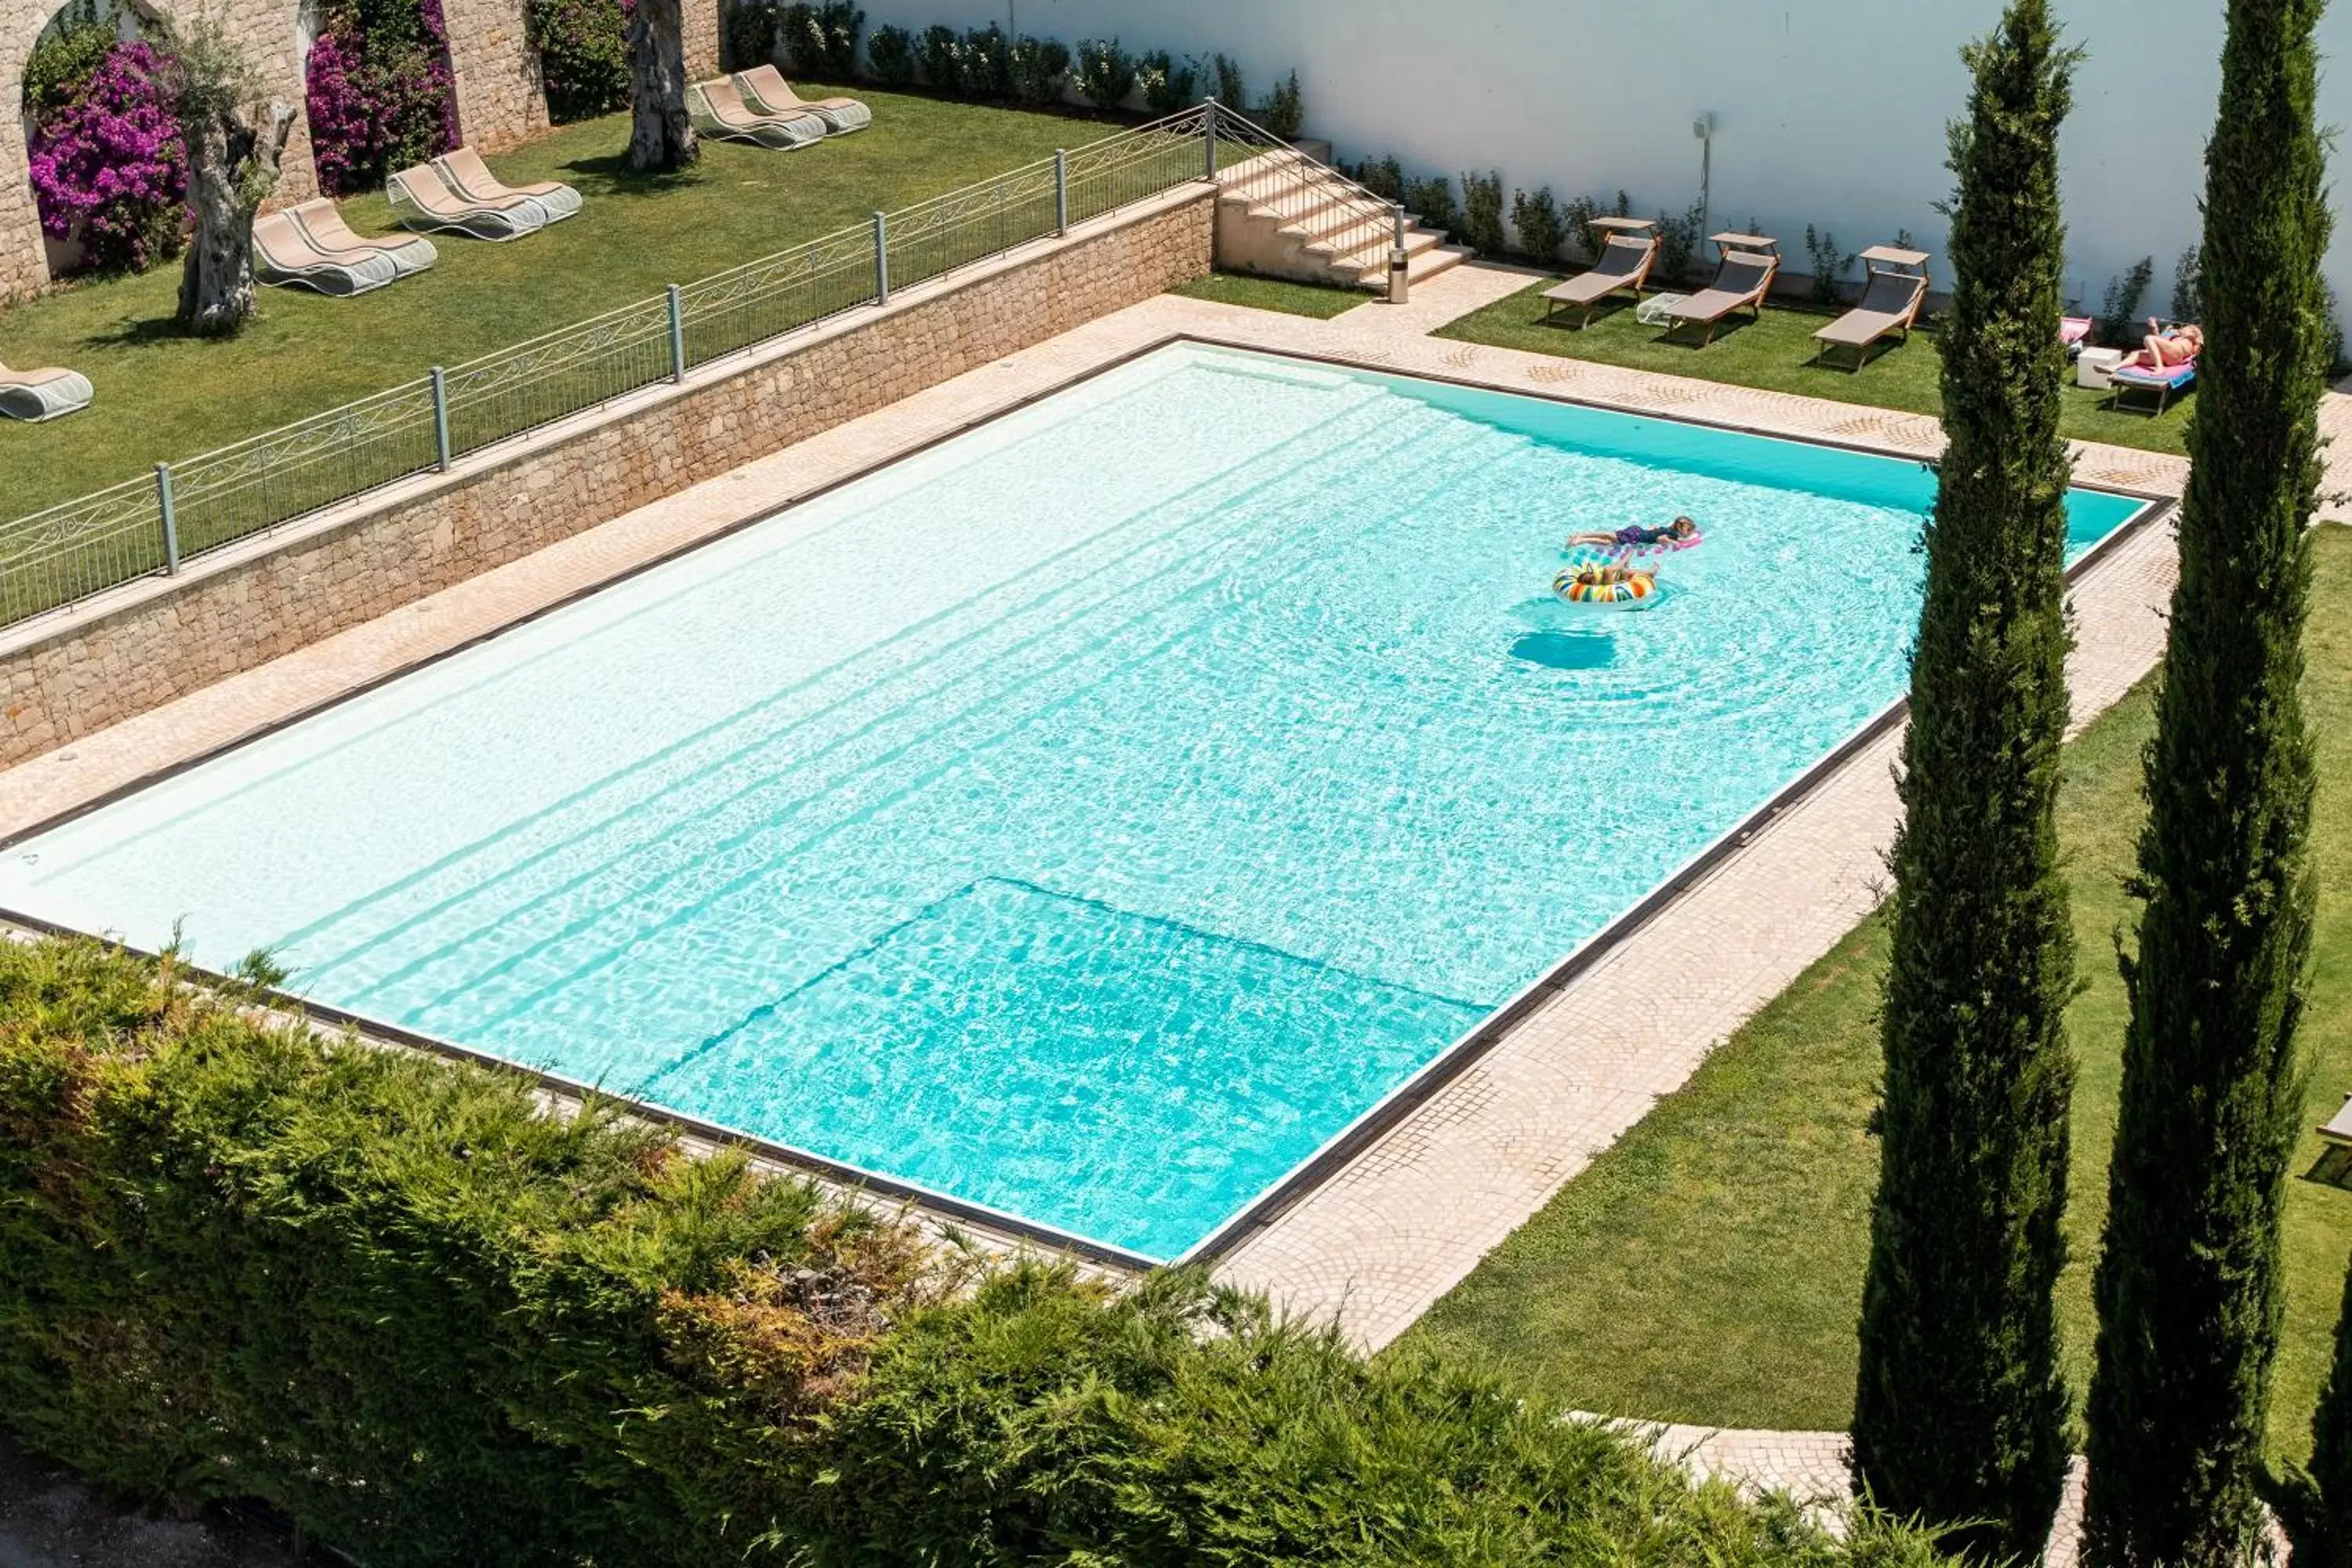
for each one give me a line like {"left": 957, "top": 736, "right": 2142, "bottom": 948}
{"left": 897, "top": 0, "right": 2352, "bottom": 314}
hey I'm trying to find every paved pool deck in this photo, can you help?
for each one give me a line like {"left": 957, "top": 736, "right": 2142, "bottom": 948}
{"left": 0, "top": 261, "right": 2218, "bottom": 1350}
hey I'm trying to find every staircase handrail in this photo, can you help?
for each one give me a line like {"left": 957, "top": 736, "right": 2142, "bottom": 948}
{"left": 1207, "top": 100, "right": 1408, "bottom": 256}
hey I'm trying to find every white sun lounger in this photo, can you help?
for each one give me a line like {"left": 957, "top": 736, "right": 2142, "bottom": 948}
{"left": 0, "top": 362, "right": 93, "bottom": 422}
{"left": 688, "top": 78, "right": 826, "bottom": 148}
{"left": 252, "top": 209, "right": 401, "bottom": 295}
{"left": 733, "top": 64, "right": 871, "bottom": 133}
{"left": 433, "top": 146, "right": 583, "bottom": 223}
{"left": 388, "top": 164, "right": 550, "bottom": 240}
{"left": 288, "top": 198, "right": 438, "bottom": 278}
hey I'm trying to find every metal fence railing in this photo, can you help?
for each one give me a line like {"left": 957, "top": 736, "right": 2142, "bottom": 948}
{"left": 0, "top": 103, "right": 1230, "bottom": 633}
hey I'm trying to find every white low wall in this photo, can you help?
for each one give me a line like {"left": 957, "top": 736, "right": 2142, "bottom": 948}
{"left": 906, "top": 0, "right": 2349, "bottom": 314}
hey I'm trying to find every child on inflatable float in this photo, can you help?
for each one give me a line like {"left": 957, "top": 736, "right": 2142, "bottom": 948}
{"left": 1566, "top": 515, "right": 1700, "bottom": 553}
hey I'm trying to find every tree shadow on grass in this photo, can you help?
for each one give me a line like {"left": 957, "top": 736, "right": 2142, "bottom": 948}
{"left": 557, "top": 150, "right": 706, "bottom": 198}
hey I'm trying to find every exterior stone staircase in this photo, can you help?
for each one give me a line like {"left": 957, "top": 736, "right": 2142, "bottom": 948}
{"left": 1213, "top": 149, "right": 1473, "bottom": 292}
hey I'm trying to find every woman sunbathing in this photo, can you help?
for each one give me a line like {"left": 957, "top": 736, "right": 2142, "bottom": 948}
{"left": 2117, "top": 319, "right": 2202, "bottom": 372}
{"left": 1568, "top": 516, "right": 1699, "bottom": 550}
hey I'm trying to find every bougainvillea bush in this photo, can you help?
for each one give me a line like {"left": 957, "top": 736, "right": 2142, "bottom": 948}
{"left": 26, "top": 40, "right": 187, "bottom": 274}
{"left": 303, "top": 0, "right": 458, "bottom": 194}
{"left": 525, "top": 0, "right": 630, "bottom": 122}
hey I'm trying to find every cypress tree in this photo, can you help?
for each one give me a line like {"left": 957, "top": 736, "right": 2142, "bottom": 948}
{"left": 2082, "top": 0, "right": 2330, "bottom": 1561}
{"left": 1848, "top": 2, "right": 2079, "bottom": 1557}
{"left": 2308, "top": 1248, "right": 2352, "bottom": 1568}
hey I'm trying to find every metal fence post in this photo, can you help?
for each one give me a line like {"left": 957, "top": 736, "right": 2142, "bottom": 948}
{"left": 430, "top": 366, "right": 452, "bottom": 472}
{"left": 1203, "top": 99, "right": 1218, "bottom": 180}
{"left": 154, "top": 463, "right": 180, "bottom": 576}
{"left": 1054, "top": 148, "right": 1068, "bottom": 236}
{"left": 666, "top": 285, "right": 687, "bottom": 383}
{"left": 873, "top": 210, "right": 889, "bottom": 303}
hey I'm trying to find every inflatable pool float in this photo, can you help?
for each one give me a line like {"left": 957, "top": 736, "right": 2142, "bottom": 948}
{"left": 1554, "top": 566, "right": 1658, "bottom": 607}
{"left": 1561, "top": 526, "right": 1704, "bottom": 564}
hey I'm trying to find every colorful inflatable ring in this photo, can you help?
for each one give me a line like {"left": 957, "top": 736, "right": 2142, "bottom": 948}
{"left": 1554, "top": 567, "right": 1658, "bottom": 606}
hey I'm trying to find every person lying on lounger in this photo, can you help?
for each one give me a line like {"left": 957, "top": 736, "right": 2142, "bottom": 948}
{"left": 2117, "top": 320, "right": 2202, "bottom": 372}
{"left": 1567, "top": 516, "right": 1699, "bottom": 550}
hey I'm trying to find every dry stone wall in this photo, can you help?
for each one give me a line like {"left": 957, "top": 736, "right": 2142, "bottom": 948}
{"left": 0, "top": 189, "right": 1213, "bottom": 762}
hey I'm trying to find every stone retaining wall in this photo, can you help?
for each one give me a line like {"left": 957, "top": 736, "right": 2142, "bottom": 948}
{"left": 0, "top": 187, "right": 1213, "bottom": 763}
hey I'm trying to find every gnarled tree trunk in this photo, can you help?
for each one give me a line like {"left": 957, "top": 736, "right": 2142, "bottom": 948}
{"left": 626, "top": 0, "right": 698, "bottom": 172}
{"left": 176, "top": 99, "right": 294, "bottom": 336}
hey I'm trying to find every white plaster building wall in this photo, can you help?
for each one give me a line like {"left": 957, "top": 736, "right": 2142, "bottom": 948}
{"left": 891, "top": 0, "right": 2352, "bottom": 311}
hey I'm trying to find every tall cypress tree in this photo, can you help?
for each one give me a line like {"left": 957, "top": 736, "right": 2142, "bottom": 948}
{"left": 2307, "top": 1249, "right": 2352, "bottom": 1568}
{"left": 1848, "top": 2, "right": 2079, "bottom": 1557}
{"left": 2082, "top": 0, "right": 2330, "bottom": 1562}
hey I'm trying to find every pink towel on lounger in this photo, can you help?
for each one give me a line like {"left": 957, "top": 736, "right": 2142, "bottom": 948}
{"left": 2111, "top": 358, "right": 2197, "bottom": 387}
{"left": 2060, "top": 317, "right": 2092, "bottom": 346}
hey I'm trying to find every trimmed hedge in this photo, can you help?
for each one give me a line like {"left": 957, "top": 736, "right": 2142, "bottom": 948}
{"left": 0, "top": 937, "right": 1951, "bottom": 1567}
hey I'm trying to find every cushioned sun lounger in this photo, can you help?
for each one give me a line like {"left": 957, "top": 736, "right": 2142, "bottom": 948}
{"left": 252, "top": 209, "right": 401, "bottom": 295}
{"left": 1813, "top": 245, "right": 1931, "bottom": 371}
{"left": 1542, "top": 219, "right": 1661, "bottom": 328}
{"left": 0, "top": 361, "right": 93, "bottom": 422}
{"left": 688, "top": 78, "right": 826, "bottom": 148}
{"left": 433, "top": 146, "right": 583, "bottom": 222}
{"left": 388, "top": 164, "right": 550, "bottom": 239}
{"left": 734, "top": 64, "right": 872, "bottom": 132}
{"left": 1662, "top": 234, "right": 1780, "bottom": 345}
{"left": 2109, "top": 357, "right": 2197, "bottom": 414}
{"left": 289, "top": 198, "right": 437, "bottom": 277}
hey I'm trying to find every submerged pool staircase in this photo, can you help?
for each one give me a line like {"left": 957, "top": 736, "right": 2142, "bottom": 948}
{"left": 1210, "top": 107, "right": 1473, "bottom": 292}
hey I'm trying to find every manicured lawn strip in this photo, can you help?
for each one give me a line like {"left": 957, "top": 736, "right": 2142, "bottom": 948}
{"left": 0, "top": 89, "right": 1129, "bottom": 516}
{"left": 1171, "top": 270, "right": 1371, "bottom": 318}
{"left": 1435, "top": 277, "right": 2191, "bottom": 459}
{"left": 1401, "top": 525, "right": 2352, "bottom": 1467}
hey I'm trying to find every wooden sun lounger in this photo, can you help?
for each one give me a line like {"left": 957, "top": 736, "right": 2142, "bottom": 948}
{"left": 2313, "top": 1093, "right": 2352, "bottom": 1185}
{"left": 433, "top": 146, "right": 583, "bottom": 223}
{"left": 288, "top": 198, "right": 438, "bottom": 277}
{"left": 1662, "top": 234, "right": 1781, "bottom": 346}
{"left": 252, "top": 209, "right": 401, "bottom": 295}
{"left": 388, "top": 164, "right": 550, "bottom": 240}
{"left": 734, "top": 64, "right": 872, "bottom": 132}
{"left": 0, "top": 361, "right": 93, "bottom": 422}
{"left": 1542, "top": 217, "right": 1660, "bottom": 328}
{"left": 1813, "top": 245, "right": 1931, "bottom": 371}
{"left": 688, "top": 78, "right": 826, "bottom": 149}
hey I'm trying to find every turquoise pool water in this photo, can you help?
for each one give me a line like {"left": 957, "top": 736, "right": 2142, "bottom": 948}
{"left": 0, "top": 345, "right": 2144, "bottom": 1260}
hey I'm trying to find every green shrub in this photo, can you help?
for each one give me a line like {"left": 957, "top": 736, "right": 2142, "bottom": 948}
{"left": 1511, "top": 184, "right": 1564, "bottom": 262}
{"left": 1073, "top": 36, "right": 1135, "bottom": 111}
{"left": 1403, "top": 172, "right": 1459, "bottom": 234}
{"left": 1560, "top": 190, "right": 1632, "bottom": 261}
{"left": 1345, "top": 151, "right": 1403, "bottom": 201}
{"left": 1210, "top": 49, "right": 1244, "bottom": 111}
{"left": 958, "top": 23, "right": 1012, "bottom": 97}
{"left": 1255, "top": 67, "right": 1302, "bottom": 139}
{"left": 1803, "top": 224, "right": 1856, "bottom": 306}
{"left": 723, "top": 0, "right": 775, "bottom": 71}
{"left": 1656, "top": 198, "right": 1707, "bottom": 284}
{"left": 2171, "top": 243, "right": 2205, "bottom": 325}
{"left": 1458, "top": 168, "right": 1505, "bottom": 255}
{"left": 1137, "top": 48, "right": 1196, "bottom": 114}
{"left": 522, "top": 0, "right": 628, "bottom": 122}
{"left": 2096, "top": 253, "right": 2155, "bottom": 344}
{"left": 864, "top": 20, "right": 913, "bottom": 85}
{"left": 1006, "top": 34, "right": 1068, "bottom": 107}
{"left": 0, "top": 938, "right": 1958, "bottom": 1568}
{"left": 778, "top": 0, "right": 858, "bottom": 79}
{"left": 20, "top": 0, "right": 119, "bottom": 120}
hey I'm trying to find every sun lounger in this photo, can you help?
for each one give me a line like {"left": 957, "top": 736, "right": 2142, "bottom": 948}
{"left": 688, "top": 78, "right": 826, "bottom": 148}
{"left": 387, "top": 164, "right": 550, "bottom": 240}
{"left": 432, "top": 146, "right": 583, "bottom": 223}
{"left": 288, "top": 198, "right": 437, "bottom": 277}
{"left": 2314, "top": 1093, "right": 2352, "bottom": 1185}
{"left": 252, "top": 209, "right": 401, "bottom": 295}
{"left": 1542, "top": 216, "right": 1660, "bottom": 328}
{"left": 2061, "top": 316, "right": 2093, "bottom": 354}
{"left": 0, "top": 361, "right": 93, "bottom": 422}
{"left": 733, "top": 64, "right": 872, "bottom": 133}
{"left": 1813, "top": 245, "right": 1931, "bottom": 371}
{"left": 2110, "top": 357, "right": 2197, "bottom": 414}
{"left": 1661, "top": 233, "right": 1781, "bottom": 345}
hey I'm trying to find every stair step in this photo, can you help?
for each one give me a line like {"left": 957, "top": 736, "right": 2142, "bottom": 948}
{"left": 1325, "top": 227, "right": 1446, "bottom": 277}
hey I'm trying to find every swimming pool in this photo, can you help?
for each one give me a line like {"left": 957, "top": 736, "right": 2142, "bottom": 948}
{"left": 0, "top": 344, "right": 2147, "bottom": 1262}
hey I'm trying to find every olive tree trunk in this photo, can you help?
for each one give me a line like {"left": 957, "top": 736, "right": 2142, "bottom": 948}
{"left": 176, "top": 99, "right": 294, "bottom": 336}
{"left": 626, "top": 0, "right": 699, "bottom": 172}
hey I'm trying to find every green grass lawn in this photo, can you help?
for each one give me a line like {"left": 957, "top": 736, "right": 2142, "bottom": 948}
{"left": 1171, "top": 269, "right": 1372, "bottom": 318}
{"left": 1436, "top": 277, "right": 2192, "bottom": 459}
{"left": 0, "top": 88, "right": 1131, "bottom": 517}
{"left": 1402, "top": 525, "right": 2352, "bottom": 1469}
